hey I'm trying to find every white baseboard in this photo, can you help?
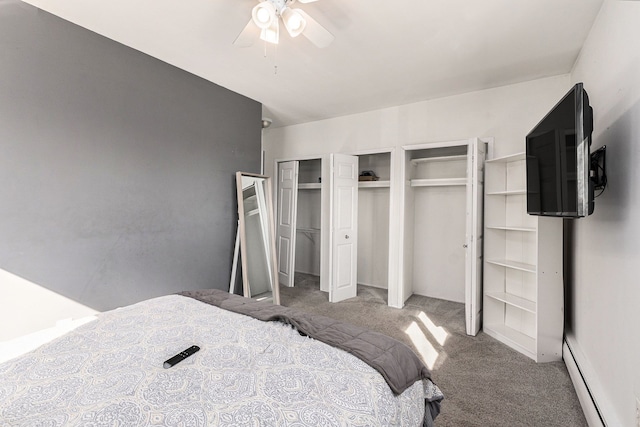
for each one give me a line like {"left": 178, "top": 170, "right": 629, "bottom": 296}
{"left": 563, "top": 337, "right": 623, "bottom": 427}
{"left": 563, "top": 340, "right": 604, "bottom": 426}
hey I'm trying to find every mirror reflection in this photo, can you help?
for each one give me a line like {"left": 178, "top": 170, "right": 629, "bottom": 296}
{"left": 235, "top": 172, "right": 280, "bottom": 304}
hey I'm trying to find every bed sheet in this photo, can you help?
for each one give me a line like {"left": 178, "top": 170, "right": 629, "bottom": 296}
{"left": 0, "top": 295, "right": 441, "bottom": 426}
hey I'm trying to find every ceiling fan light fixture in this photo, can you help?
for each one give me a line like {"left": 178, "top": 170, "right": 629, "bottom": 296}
{"left": 260, "top": 20, "right": 279, "bottom": 44}
{"left": 233, "top": 0, "right": 333, "bottom": 49}
{"left": 252, "top": 2, "right": 277, "bottom": 30}
{"left": 281, "top": 7, "right": 306, "bottom": 37}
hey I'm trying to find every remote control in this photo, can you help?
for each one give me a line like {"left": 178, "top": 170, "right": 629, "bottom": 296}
{"left": 163, "top": 345, "right": 200, "bottom": 369}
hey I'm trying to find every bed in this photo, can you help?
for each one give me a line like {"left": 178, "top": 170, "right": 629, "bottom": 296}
{"left": 0, "top": 290, "right": 443, "bottom": 426}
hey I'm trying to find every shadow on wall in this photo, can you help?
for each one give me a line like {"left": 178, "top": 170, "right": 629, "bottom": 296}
{"left": 586, "top": 98, "right": 640, "bottom": 227}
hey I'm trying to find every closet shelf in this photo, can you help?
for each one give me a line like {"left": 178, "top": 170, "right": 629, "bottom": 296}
{"left": 296, "top": 227, "right": 320, "bottom": 243}
{"left": 486, "top": 189, "right": 526, "bottom": 196}
{"left": 486, "top": 225, "right": 536, "bottom": 232}
{"left": 486, "top": 259, "right": 536, "bottom": 273}
{"left": 486, "top": 152, "right": 526, "bottom": 164}
{"left": 298, "top": 183, "right": 321, "bottom": 190}
{"left": 410, "top": 154, "right": 467, "bottom": 165}
{"left": 410, "top": 178, "right": 467, "bottom": 187}
{"left": 296, "top": 227, "right": 320, "bottom": 233}
{"left": 358, "top": 180, "right": 390, "bottom": 188}
{"left": 485, "top": 292, "right": 536, "bottom": 313}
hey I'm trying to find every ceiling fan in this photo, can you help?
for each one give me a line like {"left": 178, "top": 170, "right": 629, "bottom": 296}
{"left": 234, "top": 0, "right": 335, "bottom": 48}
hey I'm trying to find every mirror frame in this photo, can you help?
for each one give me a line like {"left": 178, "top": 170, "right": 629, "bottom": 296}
{"left": 235, "top": 172, "right": 280, "bottom": 305}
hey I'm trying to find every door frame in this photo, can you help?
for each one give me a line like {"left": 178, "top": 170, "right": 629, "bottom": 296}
{"left": 396, "top": 138, "right": 493, "bottom": 335}
{"left": 347, "top": 147, "right": 398, "bottom": 305}
{"left": 274, "top": 155, "right": 330, "bottom": 292}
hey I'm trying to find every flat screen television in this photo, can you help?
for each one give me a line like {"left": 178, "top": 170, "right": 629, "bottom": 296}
{"left": 526, "top": 83, "right": 594, "bottom": 217}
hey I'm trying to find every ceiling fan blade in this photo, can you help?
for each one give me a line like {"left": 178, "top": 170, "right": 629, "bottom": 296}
{"left": 296, "top": 9, "right": 334, "bottom": 48}
{"left": 297, "top": 0, "right": 320, "bottom": 3}
{"left": 233, "top": 19, "right": 260, "bottom": 47}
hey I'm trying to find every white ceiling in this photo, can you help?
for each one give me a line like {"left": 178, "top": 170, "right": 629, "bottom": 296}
{"left": 21, "top": 0, "right": 603, "bottom": 128}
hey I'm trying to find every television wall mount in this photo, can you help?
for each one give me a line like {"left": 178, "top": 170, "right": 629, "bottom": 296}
{"left": 590, "top": 145, "right": 607, "bottom": 194}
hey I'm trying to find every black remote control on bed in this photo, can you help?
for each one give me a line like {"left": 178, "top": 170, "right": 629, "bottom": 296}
{"left": 163, "top": 345, "right": 200, "bottom": 369}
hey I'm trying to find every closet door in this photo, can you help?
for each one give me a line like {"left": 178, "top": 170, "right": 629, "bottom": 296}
{"left": 329, "top": 154, "right": 359, "bottom": 303}
{"left": 465, "top": 139, "right": 486, "bottom": 336}
{"left": 276, "top": 161, "right": 299, "bottom": 288}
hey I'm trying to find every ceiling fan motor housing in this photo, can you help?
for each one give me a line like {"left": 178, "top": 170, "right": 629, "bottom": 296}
{"left": 266, "top": 0, "right": 290, "bottom": 15}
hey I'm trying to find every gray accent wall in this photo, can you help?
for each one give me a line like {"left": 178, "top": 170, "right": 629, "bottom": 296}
{"left": 0, "top": 1, "right": 262, "bottom": 310}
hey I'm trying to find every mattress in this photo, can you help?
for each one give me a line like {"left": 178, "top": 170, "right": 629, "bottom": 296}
{"left": 0, "top": 294, "right": 443, "bottom": 426}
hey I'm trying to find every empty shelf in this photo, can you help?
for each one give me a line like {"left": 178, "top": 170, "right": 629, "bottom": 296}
{"left": 486, "top": 259, "right": 536, "bottom": 273}
{"left": 485, "top": 291, "right": 536, "bottom": 313}
{"left": 410, "top": 178, "right": 467, "bottom": 187}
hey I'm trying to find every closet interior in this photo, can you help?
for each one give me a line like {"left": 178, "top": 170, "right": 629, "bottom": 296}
{"left": 355, "top": 151, "right": 391, "bottom": 291}
{"left": 275, "top": 138, "right": 488, "bottom": 336}
{"left": 294, "top": 158, "right": 323, "bottom": 281}
{"left": 403, "top": 144, "right": 470, "bottom": 304}
{"left": 276, "top": 151, "right": 394, "bottom": 299}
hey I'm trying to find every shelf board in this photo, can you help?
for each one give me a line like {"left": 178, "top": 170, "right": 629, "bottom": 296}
{"left": 486, "top": 259, "right": 536, "bottom": 273}
{"left": 296, "top": 227, "right": 320, "bottom": 233}
{"left": 484, "top": 323, "right": 536, "bottom": 357}
{"left": 486, "top": 189, "right": 526, "bottom": 196}
{"left": 410, "top": 178, "right": 467, "bottom": 187}
{"left": 411, "top": 154, "right": 467, "bottom": 165}
{"left": 298, "top": 183, "right": 321, "bottom": 190}
{"left": 358, "top": 180, "right": 390, "bottom": 188}
{"left": 486, "top": 225, "right": 536, "bottom": 232}
{"left": 485, "top": 292, "right": 536, "bottom": 313}
{"left": 486, "top": 152, "right": 526, "bottom": 164}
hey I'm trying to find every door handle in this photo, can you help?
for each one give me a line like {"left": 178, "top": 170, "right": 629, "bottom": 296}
{"left": 345, "top": 235, "right": 350, "bottom": 239}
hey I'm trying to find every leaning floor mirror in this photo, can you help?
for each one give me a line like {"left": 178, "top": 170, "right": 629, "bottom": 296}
{"left": 232, "top": 172, "right": 280, "bottom": 305}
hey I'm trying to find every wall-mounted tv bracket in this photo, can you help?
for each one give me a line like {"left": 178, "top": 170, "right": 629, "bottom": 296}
{"left": 590, "top": 145, "right": 607, "bottom": 195}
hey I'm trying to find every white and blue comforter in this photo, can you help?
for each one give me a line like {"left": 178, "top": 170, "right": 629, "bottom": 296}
{"left": 0, "top": 295, "right": 442, "bottom": 426}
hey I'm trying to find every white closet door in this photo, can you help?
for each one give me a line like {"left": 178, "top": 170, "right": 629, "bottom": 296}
{"left": 329, "top": 154, "right": 358, "bottom": 303}
{"left": 277, "top": 161, "right": 299, "bottom": 288}
{"left": 465, "top": 139, "right": 486, "bottom": 336}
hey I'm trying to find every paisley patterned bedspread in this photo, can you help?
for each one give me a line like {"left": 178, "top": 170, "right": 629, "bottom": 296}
{"left": 0, "top": 295, "right": 443, "bottom": 426}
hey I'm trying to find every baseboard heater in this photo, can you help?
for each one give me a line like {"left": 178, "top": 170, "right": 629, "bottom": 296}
{"left": 563, "top": 339, "right": 606, "bottom": 426}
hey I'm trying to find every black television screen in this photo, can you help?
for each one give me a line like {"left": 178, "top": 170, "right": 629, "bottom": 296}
{"left": 526, "top": 83, "right": 593, "bottom": 217}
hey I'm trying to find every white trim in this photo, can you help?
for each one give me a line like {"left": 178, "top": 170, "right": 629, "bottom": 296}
{"left": 563, "top": 336, "right": 622, "bottom": 426}
{"left": 347, "top": 146, "right": 396, "bottom": 156}
{"left": 402, "top": 139, "right": 470, "bottom": 150}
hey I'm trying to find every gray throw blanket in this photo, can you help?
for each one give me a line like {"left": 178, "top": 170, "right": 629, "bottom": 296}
{"left": 178, "top": 289, "right": 432, "bottom": 395}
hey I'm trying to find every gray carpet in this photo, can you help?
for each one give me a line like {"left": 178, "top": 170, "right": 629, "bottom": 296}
{"left": 280, "top": 274, "right": 587, "bottom": 427}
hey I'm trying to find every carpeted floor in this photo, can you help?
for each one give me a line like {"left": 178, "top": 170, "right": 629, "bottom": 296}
{"left": 280, "top": 273, "right": 587, "bottom": 427}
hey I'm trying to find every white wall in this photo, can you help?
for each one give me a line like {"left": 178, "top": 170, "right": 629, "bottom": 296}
{"left": 568, "top": 1, "right": 640, "bottom": 425}
{"left": 264, "top": 75, "right": 571, "bottom": 166}
{"left": 0, "top": 269, "right": 97, "bottom": 341}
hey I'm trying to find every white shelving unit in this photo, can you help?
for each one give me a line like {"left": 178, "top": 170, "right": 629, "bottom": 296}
{"left": 483, "top": 152, "right": 563, "bottom": 362}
